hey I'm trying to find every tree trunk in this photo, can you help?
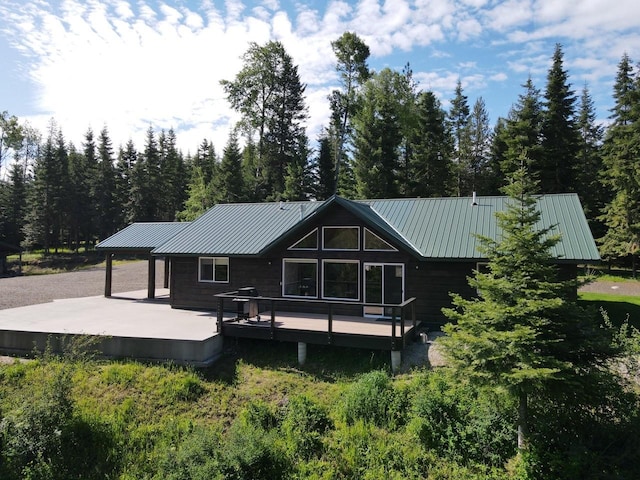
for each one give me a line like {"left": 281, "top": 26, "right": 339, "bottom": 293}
{"left": 517, "top": 389, "right": 528, "bottom": 451}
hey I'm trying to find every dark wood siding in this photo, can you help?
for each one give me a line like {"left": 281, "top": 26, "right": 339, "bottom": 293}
{"left": 169, "top": 202, "right": 580, "bottom": 325}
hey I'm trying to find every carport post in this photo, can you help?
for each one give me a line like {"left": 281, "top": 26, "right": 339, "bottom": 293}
{"left": 105, "top": 253, "right": 113, "bottom": 297}
{"left": 147, "top": 255, "right": 156, "bottom": 299}
{"left": 164, "top": 257, "right": 170, "bottom": 288}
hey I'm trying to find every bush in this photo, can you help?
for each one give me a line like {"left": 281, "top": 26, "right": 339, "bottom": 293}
{"left": 281, "top": 395, "right": 332, "bottom": 459}
{"left": 154, "top": 426, "right": 223, "bottom": 480}
{"left": 408, "top": 370, "right": 516, "bottom": 467}
{"left": 220, "top": 415, "right": 289, "bottom": 480}
{"left": 340, "top": 370, "right": 408, "bottom": 429}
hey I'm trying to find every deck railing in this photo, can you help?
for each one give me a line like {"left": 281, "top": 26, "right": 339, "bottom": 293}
{"left": 214, "top": 291, "right": 417, "bottom": 350}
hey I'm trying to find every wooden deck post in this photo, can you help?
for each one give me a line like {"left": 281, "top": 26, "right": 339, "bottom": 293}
{"left": 327, "top": 304, "right": 333, "bottom": 344}
{"left": 105, "top": 253, "right": 113, "bottom": 297}
{"left": 216, "top": 298, "right": 223, "bottom": 333}
{"left": 270, "top": 300, "right": 276, "bottom": 339}
{"left": 147, "top": 256, "right": 155, "bottom": 299}
{"left": 391, "top": 310, "right": 397, "bottom": 350}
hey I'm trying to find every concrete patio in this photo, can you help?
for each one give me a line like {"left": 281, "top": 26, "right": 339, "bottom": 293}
{"left": 0, "top": 289, "right": 224, "bottom": 366}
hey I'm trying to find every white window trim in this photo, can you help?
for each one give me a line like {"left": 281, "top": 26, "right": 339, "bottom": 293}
{"left": 363, "top": 262, "right": 405, "bottom": 318}
{"left": 288, "top": 228, "right": 318, "bottom": 251}
{"left": 322, "top": 226, "right": 360, "bottom": 251}
{"left": 322, "top": 259, "right": 360, "bottom": 301}
{"left": 198, "top": 257, "right": 230, "bottom": 283}
{"left": 363, "top": 228, "right": 398, "bottom": 252}
{"left": 282, "top": 258, "right": 318, "bottom": 298}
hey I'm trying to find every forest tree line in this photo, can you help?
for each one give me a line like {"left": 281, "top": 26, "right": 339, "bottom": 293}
{"left": 0, "top": 33, "right": 639, "bottom": 267}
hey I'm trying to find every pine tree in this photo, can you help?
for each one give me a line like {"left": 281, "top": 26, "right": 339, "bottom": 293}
{"left": 116, "top": 140, "right": 137, "bottom": 228}
{"left": 352, "top": 68, "right": 405, "bottom": 199}
{"left": 314, "top": 131, "right": 335, "bottom": 200}
{"left": 467, "top": 97, "right": 493, "bottom": 194}
{"left": 406, "top": 91, "right": 453, "bottom": 197}
{"left": 329, "top": 32, "right": 371, "bottom": 196}
{"left": 599, "top": 54, "right": 640, "bottom": 273}
{"left": 500, "top": 78, "right": 544, "bottom": 183}
{"left": 440, "top": 164, "right": 615, "bottom": 452}
{"left": 449, "top": 80, "right": 472, "bottom": 196}
{"left": 214, "top": 130, "right": 245, "bottom": 204}
{"left": 541, "top": 44, "right": 580, "bottom": 193}
{"left": 576, "top": 85, "right": 607, "bottom": 237}
{"left": 96, "top": 127, "right": 118, "bottom": 238}
{"left": 158, "top": 128, "right": 187, "bottom": 221}
{"left": 178, "top": 166, "right": 211, "bottom": 221}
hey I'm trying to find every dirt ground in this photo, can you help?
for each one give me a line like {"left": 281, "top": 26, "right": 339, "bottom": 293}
{"left": 0, "top": 261, "right": 163, "bottom": 310}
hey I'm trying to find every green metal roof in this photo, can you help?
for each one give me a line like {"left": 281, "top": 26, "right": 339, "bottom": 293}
{"left": 152, "top": 201, "right": 324, "bottom": 256}
{"left": 362, "top": 194, "right": 600, "bottom": 261}
{"left": 96, "top": 222, "right": 191, "bottom": 251}
{"left": 148, "top": 194, "right": 599, "bottom": 262}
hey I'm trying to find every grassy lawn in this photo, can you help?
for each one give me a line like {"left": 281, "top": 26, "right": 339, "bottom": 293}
{"left": 579, "top": 291, "right": 640, "bottom": 329}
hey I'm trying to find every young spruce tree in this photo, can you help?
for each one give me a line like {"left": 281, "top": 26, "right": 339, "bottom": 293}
{"left": 439, "top": 164, "right": 614, "bottom": 453}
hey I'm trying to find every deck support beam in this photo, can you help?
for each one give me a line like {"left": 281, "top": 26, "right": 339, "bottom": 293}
{"left": 391, "top": 350, "right": 402, "bottom": 373}
{"left": 297, "top": 342, "right": 307, "bottom": 366}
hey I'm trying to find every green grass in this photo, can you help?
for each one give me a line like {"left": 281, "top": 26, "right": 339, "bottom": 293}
{"left": 579, "top": 291, "right": 640, "bottom": 329}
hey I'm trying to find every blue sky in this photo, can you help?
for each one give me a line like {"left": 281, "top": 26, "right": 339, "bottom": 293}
{"left": 0, "top": 0, "right": 639, "bottom": 161}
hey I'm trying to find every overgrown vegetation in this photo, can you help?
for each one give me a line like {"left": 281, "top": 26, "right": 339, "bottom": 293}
{"left": 0, "top": 336, "right": 638, "bottom": 480}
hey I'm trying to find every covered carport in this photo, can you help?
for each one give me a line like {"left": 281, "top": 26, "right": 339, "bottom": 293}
{"left": 96, "top": 222, "right": 190, "bottom": 299}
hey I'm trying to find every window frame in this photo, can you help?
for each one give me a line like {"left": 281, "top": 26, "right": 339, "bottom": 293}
{"left": 198, "top": 257, "right": 230, "bottom": 283}
{"left": 288, "top": 228, "right": 318, "bottom": 251}
{"left": 282, "top": 258, "right": 318, "bottom": 298}
{"left": 322, "top": 226, "right": 360, "bottom": 251}
{"left": 322, "top": 259, "right": 360, "bottom": 301}
{"left": 363, "top": 228, "right": 398, "bottom": 252}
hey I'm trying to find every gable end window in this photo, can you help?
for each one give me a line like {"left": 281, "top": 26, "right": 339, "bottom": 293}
{"left": 199, "top": 257, "right": 229, "bottom": 283}
{"left": 289, "top": 229, "right": 318, "bottom": 250}
{"left": 364, "top": 228, "right": 397, "bottom": 251}
{"left": 323, "top": 226, "right": 359, "bottom": 251}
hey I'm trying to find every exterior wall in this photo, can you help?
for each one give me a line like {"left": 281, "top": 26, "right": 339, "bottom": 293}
{"left": 168, "top": 204, "right": 580, "bottom": 326}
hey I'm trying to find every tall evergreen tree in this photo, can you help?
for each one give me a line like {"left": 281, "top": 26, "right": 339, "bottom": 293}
{"left": 214, "top": 130, "right": 245, "bottom": 204}
{"left": 405, "top": 91, "right": 453, "bottom": 197}
{"left": 352, "top": 68, "right": 406, "bottom": 199}
{"left": 449, "top": 80, "right": 472, "bottom": 196}
{"left": 96, "top": 127, "right": 118, "bottom": 238}
{"left": 314, "top": 131, "right": 335, "bottom": 200}
{"left": 576, "top": 85, "right": 607, "bottom": 237}
{"left": 0, "top": 163, "right": 27, "bottom": 247}
{"left": 116, "top": 140, "right": 137, "bottom": 229}
{"left": 599, "top": 54, "right": 640, "bottom": 273}
{"left": 467, "top": 97, "right": 493, "bottom": 194}
{"left": 541, "top": 44, "right": 580, "bottom": 193}
{"left": 440, "top": 165, "right": 616, "bottom": 452}
{"left": 500, "top": 78, "right": 544, "bottom": 184}
{"left": 222, "top": 41, "right": 308, "bottom": 201}
{"left": 177, "top": 166, "right": 211, "bottom": 221}
{"left": 0, "top": 111, "right": 23, "bottom": 174}
{"left": 158, "top": 128, "right": 187, "bottom": 221}
{"left": 329, "top": 32, "right": 371, "bottom": 196}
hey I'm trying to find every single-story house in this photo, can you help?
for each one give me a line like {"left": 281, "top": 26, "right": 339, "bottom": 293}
{"left": 97, "top": 194, "right": 599, "bottom": 366}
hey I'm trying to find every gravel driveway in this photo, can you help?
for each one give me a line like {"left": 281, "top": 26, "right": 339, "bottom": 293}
{"left": 0, "top": 261, "right": 163, "bottom": 310}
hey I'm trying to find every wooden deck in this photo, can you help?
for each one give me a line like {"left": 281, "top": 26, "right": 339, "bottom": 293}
{"left": 216, "top": 293, "right": 420, "bottom": 351}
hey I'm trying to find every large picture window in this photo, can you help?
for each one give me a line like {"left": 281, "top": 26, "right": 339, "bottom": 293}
{"left": 323, "top": 226, "right": 359, "bottom": 250}
{"left": 283, "top": 259, "right": 317, "bottom": 297}
{"left": 323, "top": 260, "right": 359, "bottom": 300}
{"left": 199, "top": 257, "right": 229, "bottom": 283}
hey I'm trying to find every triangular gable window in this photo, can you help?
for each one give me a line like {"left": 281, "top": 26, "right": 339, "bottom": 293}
{"left": 289, "top": 229, "right": 318, "bottom": 250}
{"left": 364, "top": 228, "right": 397, "bottom": 251}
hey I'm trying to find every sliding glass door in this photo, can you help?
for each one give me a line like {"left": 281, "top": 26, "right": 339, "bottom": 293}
{"left": 363, "top": 263, "right": 404, "bottom": 317}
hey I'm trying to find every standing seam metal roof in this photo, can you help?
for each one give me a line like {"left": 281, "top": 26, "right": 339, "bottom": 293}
{"left": 96, "top": 222, "right": 191, "bottom": 251}
{"left": 149, "top": 194, "right": 600, "bottom": 261}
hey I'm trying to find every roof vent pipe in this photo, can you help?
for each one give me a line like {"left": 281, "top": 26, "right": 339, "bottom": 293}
{"left": 472, "top": 192, "right": 478, "bottom": 206}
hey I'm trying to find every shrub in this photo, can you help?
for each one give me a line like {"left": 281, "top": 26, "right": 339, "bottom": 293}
{"left": 408, "top": 370, "right": 516, "bottom": 467}
{"left": 281, "top": 395, "right": 332, "bottom": 459}
{"left": 154, "top": 426, "right": 223, "bottom": 480}
{"left": 340, "top": 370, "right": 407, "bottom": 429}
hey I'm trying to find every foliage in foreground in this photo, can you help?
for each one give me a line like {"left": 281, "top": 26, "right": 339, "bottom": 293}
{"left": 0, "top": 341, "right": 638, "bottom": 480}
